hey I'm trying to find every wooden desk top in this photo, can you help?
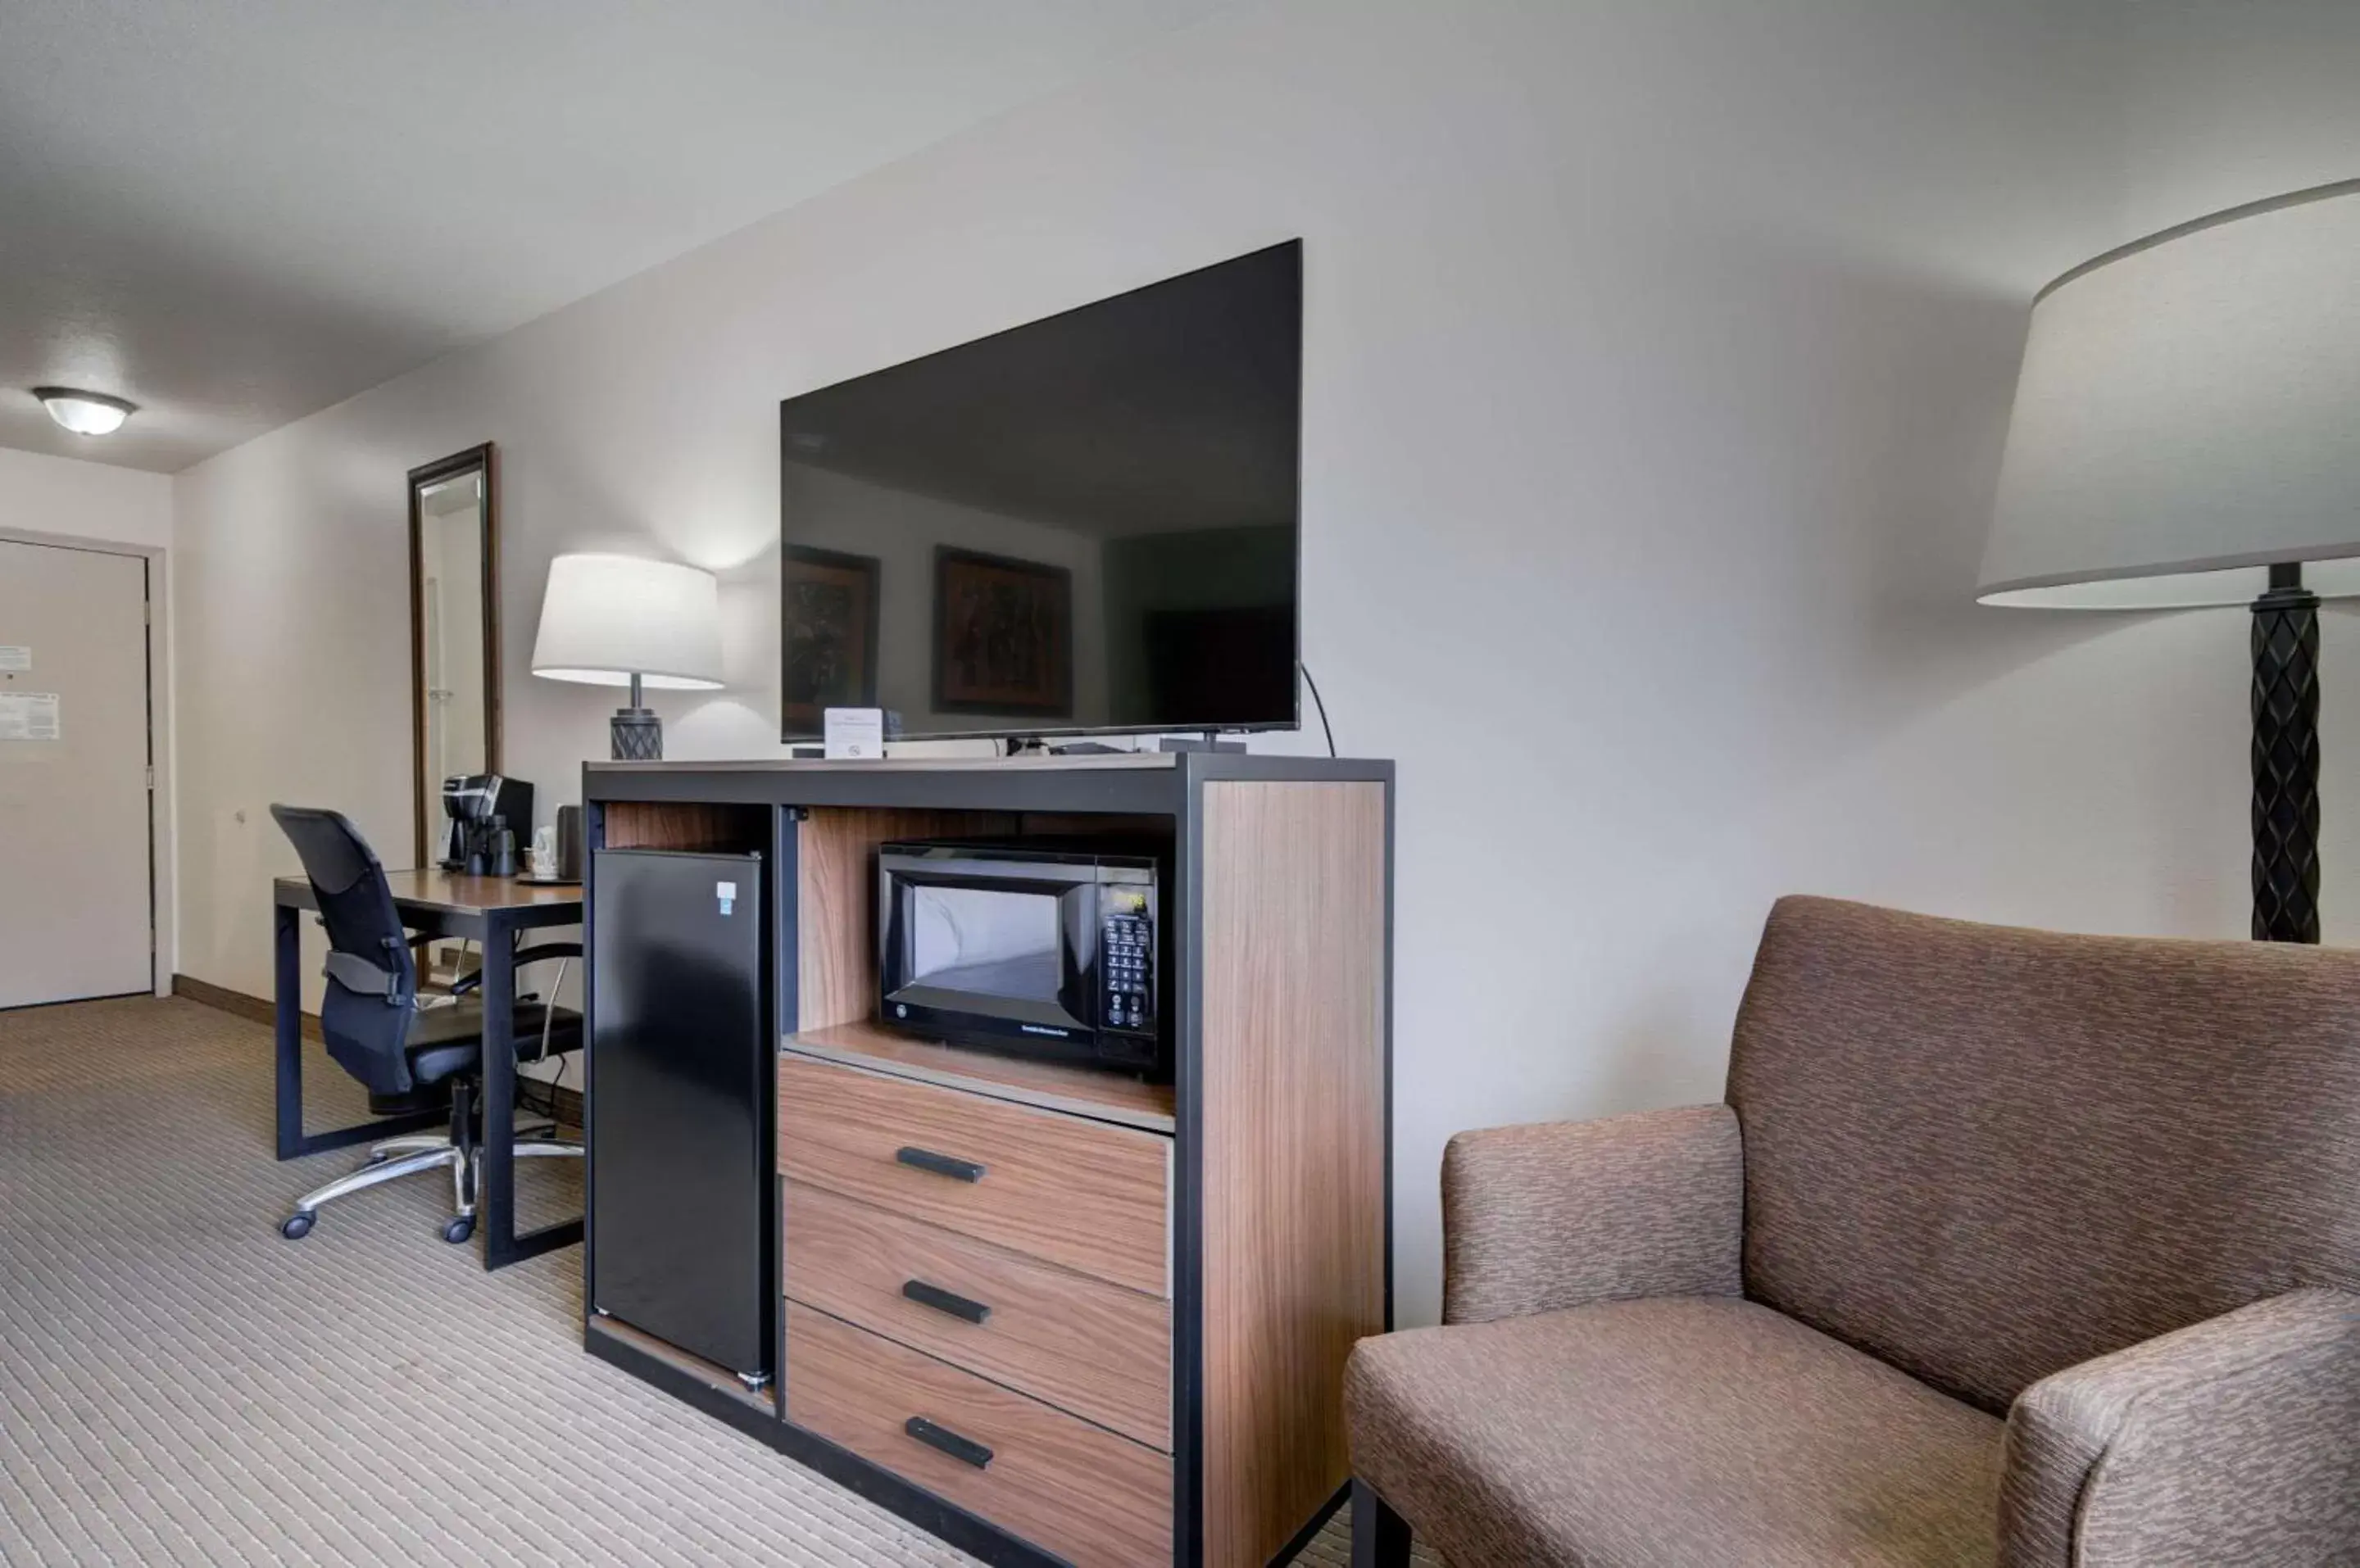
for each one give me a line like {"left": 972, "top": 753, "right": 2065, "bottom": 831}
{"left": 275, "top": 869, "right": 583, "bottom": 917}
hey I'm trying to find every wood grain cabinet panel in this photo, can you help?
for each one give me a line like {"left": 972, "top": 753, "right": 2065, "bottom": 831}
{"left": 785, "top": 1302, "right": 1172, "bottom": 1568}
{"left": 1200, "top": 780, "right": 1390, "bottom": 1566}
{"left": 778, "top": 1054, "right": 1170, "bottom": 1297}
{"left": 795, "top": 807, "right": 1015, "bottom": 1031}
{"left": 784, "top": 1180, "right": 1173, "bottom": 1450}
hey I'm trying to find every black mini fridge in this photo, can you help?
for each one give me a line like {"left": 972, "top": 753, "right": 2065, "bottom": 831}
{"left": 589, "top": 847, "right": 770, "bottom": 1383}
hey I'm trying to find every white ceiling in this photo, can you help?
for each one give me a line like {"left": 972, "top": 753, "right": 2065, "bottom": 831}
{"left": 0, "top": 0, "right": 1233, "bottom": 474}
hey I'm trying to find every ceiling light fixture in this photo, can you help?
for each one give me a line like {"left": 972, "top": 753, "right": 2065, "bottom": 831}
{"left": 33, "top": 387, "right": 138, "bottom": 437}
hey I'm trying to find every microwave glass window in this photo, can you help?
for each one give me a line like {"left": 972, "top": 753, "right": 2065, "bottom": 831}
{"left": 907, "top": 885, "right": 1061, "bottom": 1002}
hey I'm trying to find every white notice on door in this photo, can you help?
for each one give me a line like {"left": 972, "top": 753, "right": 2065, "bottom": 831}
{"left": 0, "top": 646, "right": 29, "bottom": 671}
{"left": 0, "top": 692, "right": 60, "bottom": 741}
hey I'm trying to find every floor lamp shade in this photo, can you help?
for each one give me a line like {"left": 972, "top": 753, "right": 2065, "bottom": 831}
{"left": 1980, "top": 181, "right": 2360, "bottom": 942}
{"left": 530, "top": 554, "right": 723, "bottom": 760}
{"left": 1981, "top": 181, "right": 2360, "bottom": 610}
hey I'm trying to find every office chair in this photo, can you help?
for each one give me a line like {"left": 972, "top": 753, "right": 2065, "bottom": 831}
{"left": 270, "top": 804, "right": 583, "bottom": 1244}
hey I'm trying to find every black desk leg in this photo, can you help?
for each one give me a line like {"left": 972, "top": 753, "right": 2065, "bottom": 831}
{"left": 479, "top": 924, "right": 518, "bottom": 1267}
{"left": 274, "top": 903, "right": 304, "bottom": 1160}
{"left": 474, "top": 918, "right": 586, "bottom": 1271}
{"left": 272, "top": 900, "right": 444, "bottom": 1162}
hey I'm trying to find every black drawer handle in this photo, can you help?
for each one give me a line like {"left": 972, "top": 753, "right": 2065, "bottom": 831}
{"left": 896, "top": 1145, "right": 986, "bottom": 1182}
{"left": 903, "top": 1279, "right": 992, "bottom": 1325}
{"left": 905, "top": 1416, "right": 993, "bottom": 1470}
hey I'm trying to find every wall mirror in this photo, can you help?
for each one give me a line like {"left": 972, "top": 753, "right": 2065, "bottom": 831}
{"left": 409, "top": 443, "right": 500, "bottom": 866}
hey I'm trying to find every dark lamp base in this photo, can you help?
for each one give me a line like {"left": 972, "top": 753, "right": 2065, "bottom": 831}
{"left": 610, "top": 707, "right": 663, "bottom": 762}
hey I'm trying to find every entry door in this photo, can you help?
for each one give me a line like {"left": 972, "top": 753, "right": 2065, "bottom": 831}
{"left": 0, "top": 539, "right": 152, "bottom": 1008}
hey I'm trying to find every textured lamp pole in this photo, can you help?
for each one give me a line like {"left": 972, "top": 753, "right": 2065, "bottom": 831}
{"left": 2250, "top": 564, "right": 2320, "bottom": 941}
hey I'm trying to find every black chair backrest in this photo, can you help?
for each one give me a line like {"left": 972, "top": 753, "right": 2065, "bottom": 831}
{"left": 270, "top": 804, "right": 420, "bottom": 1096}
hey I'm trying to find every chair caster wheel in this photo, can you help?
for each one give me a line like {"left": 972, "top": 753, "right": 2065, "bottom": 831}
{"left": 442, "top": 1217, "right": 475, "bottom": 1244}
{"left": 280, "top": 1213, "right": 315, "bottom": 1240}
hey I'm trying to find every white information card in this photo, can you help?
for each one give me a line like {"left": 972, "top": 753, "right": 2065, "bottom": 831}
{"left": 0, "top": 691, "right": 61, "bottom": 741}
{"left": 823, "top": 707, "right": 886, "bottom": 760}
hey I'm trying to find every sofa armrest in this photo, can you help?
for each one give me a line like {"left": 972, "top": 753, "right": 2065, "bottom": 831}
{"left": 1999, "top": 1288, "right": 2360, "bottom": 1568}
{"left": 1441, "top": 1103, "right": 1742, "bottom": 1325}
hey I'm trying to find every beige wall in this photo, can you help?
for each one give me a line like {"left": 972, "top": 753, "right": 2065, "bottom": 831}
{"left": 0, "top": 446, "right": 173, "bottom": 551}
{"left": 164, "top": 0, "right": 2360, "bottom": 1324}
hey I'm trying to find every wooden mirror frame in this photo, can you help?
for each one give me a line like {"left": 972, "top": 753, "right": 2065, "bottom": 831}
{"left": 408, "top": 443, "right": 501, "bottom": 868}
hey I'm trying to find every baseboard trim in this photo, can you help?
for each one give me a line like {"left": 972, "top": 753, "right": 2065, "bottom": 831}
{"left": 172, "top": 972, "right": 323, "bottom": 1041}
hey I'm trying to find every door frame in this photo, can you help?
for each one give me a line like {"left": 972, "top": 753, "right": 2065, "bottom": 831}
{"left": 0, "top": 527, "right": 171, "bottom": 998}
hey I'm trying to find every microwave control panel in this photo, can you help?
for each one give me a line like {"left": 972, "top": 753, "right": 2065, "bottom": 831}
{"left": 1098, "top": 889, "right": 1155, "bottom": 1034}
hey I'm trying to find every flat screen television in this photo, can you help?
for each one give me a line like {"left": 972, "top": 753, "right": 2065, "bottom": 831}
{"left": 779, "top": 240, "right": 1301, "bottom": 743}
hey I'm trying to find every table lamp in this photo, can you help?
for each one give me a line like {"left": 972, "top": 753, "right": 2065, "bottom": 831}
{"left": 530, "top": 553, "right": 723, "bottom": 760}
{"left": 1981, "top": 179, "right": 2360, "bottom": 942}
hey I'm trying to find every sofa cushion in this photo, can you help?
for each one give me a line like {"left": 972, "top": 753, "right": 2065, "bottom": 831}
{"left": 1728, "top": 896, "right": 2360, "bottom": 1415}
{"left": 1344, "top": 1297, "right": 2001, "bottom": 1568}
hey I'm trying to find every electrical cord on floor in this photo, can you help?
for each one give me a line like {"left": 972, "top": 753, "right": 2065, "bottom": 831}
{"left": 515, "top": 953, "right": 570, "bottom": 1123}
{"left": 524, "top": 1049, "right": 572, "bottom": 1127}
{"left": 1300, "top": 661, "right": 1337, "bottom": 757}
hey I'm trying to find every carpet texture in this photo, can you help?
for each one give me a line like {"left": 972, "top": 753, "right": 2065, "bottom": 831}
{"left": 0, "top": 997, "right": 1377, "bottom": 1566}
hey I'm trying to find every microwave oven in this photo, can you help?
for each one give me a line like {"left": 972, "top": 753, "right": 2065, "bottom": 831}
{"left": 875, "top": 837, "right": 1167, "bottom": 1077}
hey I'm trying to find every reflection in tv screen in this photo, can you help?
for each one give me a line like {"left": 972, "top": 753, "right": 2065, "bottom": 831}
{"left": 778, "top": 241, "right": 1301, "bottom": 741}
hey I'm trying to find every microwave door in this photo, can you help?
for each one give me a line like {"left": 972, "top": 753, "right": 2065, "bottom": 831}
{"left": 882, "top": 867, "right": 1096, "bottom": 1037}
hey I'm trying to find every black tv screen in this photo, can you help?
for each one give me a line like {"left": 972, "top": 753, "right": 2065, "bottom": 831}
{"left": 779, "top": 240, "right": 1300, "bottom": 742}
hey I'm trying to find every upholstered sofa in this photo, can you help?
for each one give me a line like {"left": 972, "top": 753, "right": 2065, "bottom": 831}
{"left": 1346, "top": 895, "right": 2360, "bottom": 1567}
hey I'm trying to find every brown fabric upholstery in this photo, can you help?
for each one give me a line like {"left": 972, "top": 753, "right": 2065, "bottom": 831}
{"left": 1441, "top": 1104, "right": 1741, "bottom": 1326}
{"left": 1345, "top": 1297, "right": 2003, "bottom": 1568}
{"left": 1999, "top": 1288, "right": 2360, "bottom": 1568}
{"left": 1346, "top": 896, "right": 2360, "bottom": 1566}
{"left": 1728, "top": 895, "right": 2360, "bottom": 1414}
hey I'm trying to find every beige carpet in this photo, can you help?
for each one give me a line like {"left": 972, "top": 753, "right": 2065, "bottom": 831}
{"left": 0, "top": 996, "right": 1379, "bottom": 1566}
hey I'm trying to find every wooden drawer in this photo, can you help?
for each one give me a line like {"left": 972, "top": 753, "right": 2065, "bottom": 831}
{"left": 785, "top": 1301, "right": 1171, "bottom": 1568}
{"left": 778, "top": 1054, "right": 1169, "bottom": 1296}
{"left": 785, "top": 1180, "right": 1172, "bottom": 1450}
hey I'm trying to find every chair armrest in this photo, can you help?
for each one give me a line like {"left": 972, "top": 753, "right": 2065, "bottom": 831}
{"left": 1999, "top": 1288, "right": 2360, "bottom": 1568}
{"left": 511, "top": 941, "right": 582, "bottom": 968}
{"left": 1441, "top": 1103, "right": 1742, "bottom": 1325}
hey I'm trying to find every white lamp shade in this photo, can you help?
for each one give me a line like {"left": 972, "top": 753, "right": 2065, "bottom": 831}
{"left": 530, "top": 553, "right": 724, "bottom": 689}
{"left": 1981, "top": 181, "right": 2360, "bottom": 609}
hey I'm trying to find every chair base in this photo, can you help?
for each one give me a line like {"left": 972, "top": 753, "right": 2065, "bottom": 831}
{"left": 1351, "top": 1479, "right": 1412, "bottom": 1568}
{"left": 283, "top": 1084, "right": 579, "bottom": 1242}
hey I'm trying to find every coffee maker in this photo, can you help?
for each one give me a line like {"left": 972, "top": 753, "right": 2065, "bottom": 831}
{"left": 439, "top": 774, "right": 533, "bottom": 874}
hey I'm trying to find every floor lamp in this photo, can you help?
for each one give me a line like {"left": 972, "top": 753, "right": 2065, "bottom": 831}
{"left": 1980, "top": 179, "right": 2360, "bottom": 943}
{"left": 530, "top": 553, "right": 724, "bottom": 761}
